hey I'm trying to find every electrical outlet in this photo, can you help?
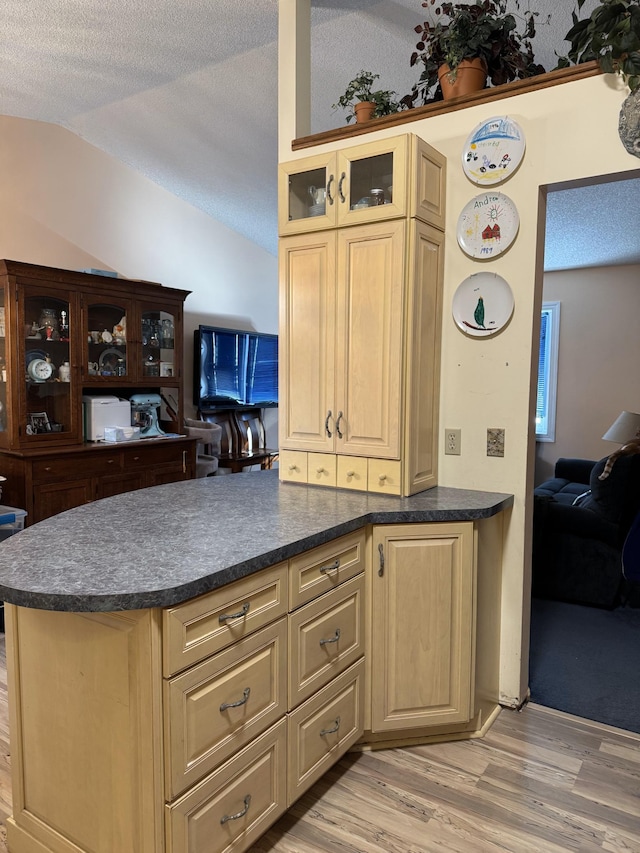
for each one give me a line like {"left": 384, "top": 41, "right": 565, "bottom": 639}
{"left": 487, "top": 428, "right": 505, "bottom": 457}
{"left": 445, "top": 428, "right": 461, "bottom": 455}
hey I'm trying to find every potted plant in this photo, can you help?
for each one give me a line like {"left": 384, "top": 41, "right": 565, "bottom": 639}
{"left": 403, "top": 0, "right": 546, "bottom": 105}
{"left": 332, "top": 70, "right": 401, "bottom": 123}
{"left": 558, "top": 0, "right": 640, "bottom": 156}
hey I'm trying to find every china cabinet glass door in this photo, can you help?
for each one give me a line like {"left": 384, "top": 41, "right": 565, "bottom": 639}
{"left": 84, "top": 298, "right": 132, "bottom": 381}
{"left": 140, "top": 306, "right": 176, "bottom": 380}
{"left": 0, "top": 288, "right": 6, "bottom": 444}
{"left": 22, "top": 290, "right": 75, "bottom": 441}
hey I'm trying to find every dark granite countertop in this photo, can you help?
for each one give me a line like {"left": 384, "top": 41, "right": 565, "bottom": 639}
{"left": 0, "top": 470, "right": 513, "bottom": 612}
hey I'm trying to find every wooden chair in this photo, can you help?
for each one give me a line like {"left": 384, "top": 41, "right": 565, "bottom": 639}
{"left": 199, "top": 408, "right": 275, "bottom": 473}
{"left": 233, "top": 408, "right": 279, "bottom": 470}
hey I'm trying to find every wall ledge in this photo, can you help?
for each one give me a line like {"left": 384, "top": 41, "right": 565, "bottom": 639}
{"left": 291, "top": 63, "right": 602, "bottom": 151}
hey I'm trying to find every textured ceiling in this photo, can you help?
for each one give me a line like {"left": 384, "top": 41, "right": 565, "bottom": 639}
{"left": 1, "top": 0, "right": 638, "bottom": 268}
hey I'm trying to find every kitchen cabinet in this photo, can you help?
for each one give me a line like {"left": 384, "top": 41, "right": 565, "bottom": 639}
{"left": 278, "top": 134, "right": 445, "bottom": 235}
{"left": 369, "top": 522, "right": 475, "bottom": 734}
{"left": 279, "top": 215, "right": 444, "bottom": 496}
{"left": 0, "top": 260, "right": 194, "bottom": 521}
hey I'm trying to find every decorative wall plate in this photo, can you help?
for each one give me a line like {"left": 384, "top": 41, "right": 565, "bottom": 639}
{"left": 462, "top": 116, "right": 525, "bottom": 185}
{"left": 457, "top": 191, "right": 520, "bottom": 259}
{"left": 452, "top": 272, "right": 514, "bottom": 336}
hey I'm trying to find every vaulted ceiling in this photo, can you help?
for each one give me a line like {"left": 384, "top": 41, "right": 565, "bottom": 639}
{"left": 2, "top": 0, "right": 638, "bottom": 268}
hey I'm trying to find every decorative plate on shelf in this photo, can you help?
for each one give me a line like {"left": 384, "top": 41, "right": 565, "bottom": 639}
{"left": 25, "top": 349, "right": 48, "bottom": 367}
{"left": 462, "top": 116, "right": 525, "bottom": 185}
{"left": 452, "top": 272, "right": 514, "bottom": 336}
{"left": 98, "top": 347, "right": 126, "bottom": 375}
{"left": 457, "top": 191, "right": 520, "bottom": 259}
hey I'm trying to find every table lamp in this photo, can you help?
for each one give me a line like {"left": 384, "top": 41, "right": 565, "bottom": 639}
{"left": 602, "top": 410, "right": 640, "bottom": 444}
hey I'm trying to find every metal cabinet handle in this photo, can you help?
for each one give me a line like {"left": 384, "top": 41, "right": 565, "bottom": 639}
{"left": 325, "top": 410, "right": 333, "bottom": 438}
{"left": 320, "top": 717, "right": 341, "bottom": 736}
{"left": 220, "top": 687, "right": 250, "bottom": 712}
{"left": 218, "top": 601, "right": 250, "bottom": 623}
{"left": 338, "top": 172, "right": 346, "bottom": 203}
{"left": 326, "top": 174, "right": 334, "bottom": 205}
{"left": 335, "top": 411, "right": 343, "bottom": 439}
{"left": 320, "top": 559, "right": 340, "bottom": 575}
{"left": 378, "top": 543, "right": 385, "bottom": 577}
{"left": 220, "top": 794, "right": 251, "bottom": 825}
{"left": 319, "top": 628, "right": 340, "bottom": 646}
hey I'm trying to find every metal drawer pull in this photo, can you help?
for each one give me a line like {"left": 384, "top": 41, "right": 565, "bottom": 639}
{"left": 338, "top": 172, "right": 346, "bottom": 203}
{"left": 319, "top": 559, "right": 340, "bottom": 575}
{"left": 326, "top": 174, "right": 334, "bottom": 205}
{"left": 325, "top": 410, "right": 332, "bottom": 438}
{"left": 220, "top": 794, "right": 251, "bottom": 825}
{"left": 320, "top": 716, "right": 341, "bottom": 736}
{"left": 335, "top": 411, "right": 343, "bottom": 439}
{"left": 220, "top": 687, "right": 250, "bottom": 712}
{"left": 378, "top": 543, "right": 385, "bottom": 577}
{"left": 218, "top": 602, "right": 250, "bottom": 623}
{"left": 319, "top": 628, "right": 340, "bottom": 646}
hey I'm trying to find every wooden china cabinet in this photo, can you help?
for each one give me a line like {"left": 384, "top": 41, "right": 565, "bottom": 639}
{"left": 0, "top": 260, "right": 196, "bottom": 524}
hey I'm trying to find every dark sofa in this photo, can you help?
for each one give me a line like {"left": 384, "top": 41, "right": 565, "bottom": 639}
{"left": 532, "top": 455, "right": 640, "bottom": 608}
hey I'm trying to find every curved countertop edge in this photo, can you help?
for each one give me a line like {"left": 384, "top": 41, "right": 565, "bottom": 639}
{"left": 0, "top": 472, "right": 513, "bottom": 613}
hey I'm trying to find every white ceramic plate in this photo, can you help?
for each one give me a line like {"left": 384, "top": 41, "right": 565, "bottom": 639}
{"left": 462, "top": 116, "right": 525, "bottom": 185}
{"left": 452, "top": 272, "right": 514, "bottom": 336}
{"left": 457, "top": 191, "right": 520, "bottom": 259}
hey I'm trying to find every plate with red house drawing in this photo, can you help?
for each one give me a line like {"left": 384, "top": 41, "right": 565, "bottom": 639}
{"left": 456, "top": 191, "right": 519, "bottom": 259}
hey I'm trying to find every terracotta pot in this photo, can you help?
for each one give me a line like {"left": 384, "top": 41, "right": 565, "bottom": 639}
{"left": 354, "top": 101, "right": 376, "bottom": 123}
{"left": 438, "top": 58, "right": 487, "bottom": 100}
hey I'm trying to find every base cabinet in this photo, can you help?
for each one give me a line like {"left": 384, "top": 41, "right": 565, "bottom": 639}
{"left": 6, "top": 523, "right": 491, "bottom": 853}
{"left": 370, "top": 522, "right": 475, "bottom": 733}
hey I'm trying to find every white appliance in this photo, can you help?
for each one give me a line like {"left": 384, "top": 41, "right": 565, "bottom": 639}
{"left": 82, "top": 396, "right": 132, "bottom": 441}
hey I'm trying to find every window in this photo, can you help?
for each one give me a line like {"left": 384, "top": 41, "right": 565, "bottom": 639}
{"left": 536, "top": 301, "right": 560, "bottom": 441}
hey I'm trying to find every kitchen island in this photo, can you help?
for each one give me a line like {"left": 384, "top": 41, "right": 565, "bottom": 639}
{"left": 0, "top": 470, "right": 512, "bottom": 853}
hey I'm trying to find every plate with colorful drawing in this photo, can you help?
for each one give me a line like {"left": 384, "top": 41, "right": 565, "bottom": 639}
{"left": 462, "top": 116, "right": 525, "bottom": 185}
{"left": 457, "top": 191, "right": 519, "bottom": 259}
{"left": 452, "top": 272, "right": 514, "bottom": 337}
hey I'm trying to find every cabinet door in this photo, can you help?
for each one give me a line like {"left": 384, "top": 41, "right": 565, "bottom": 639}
{"left": 279, "top": 232, "right": 336, "bottom": 452}
{"left": 19, "top": 286, "right": 82, "bottom": 446}
{"left": 32, "top": 478, "right": 95, "bottom": 522}
{"left": 335, "top": 221, "right": 404, "bottom": 458}
{"left": 337, "top": 135, "right": 408, "bottom": 227}
{"left": 278, "top": 152, "right": 338, "bottom": 235}
{"left": 137, "top": 300, "right": 181, "bottom": 388}
{"left": 370, "top": 523, "right": 475, "bottom": 732}
{"left": 82, "top": 294, "right": 134, "bottom": 383}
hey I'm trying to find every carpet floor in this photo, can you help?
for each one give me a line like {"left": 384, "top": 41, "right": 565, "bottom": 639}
{"left": 529, "top": 597, "right": 640, "bottom": 734}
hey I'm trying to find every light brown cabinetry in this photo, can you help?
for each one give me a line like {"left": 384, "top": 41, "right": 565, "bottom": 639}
{"left": 0, "top": 260, "right": 194, "bottom": 521}
{"left": 369, "top": 522, "right": 475, "bottom": 734}
{"left": 6, "top": 523, "right": 484, "bottom": 853}
{"left": 278, "top": 134, "right": 445, "bottom": 496}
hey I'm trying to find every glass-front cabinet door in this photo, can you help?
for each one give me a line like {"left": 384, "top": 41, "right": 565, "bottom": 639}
{"left": 278, "top": 135, "right": 408, "bottom": 236}
{"left": 19, "top": 287, "right": 80, "bottom": 444}
{"left": 139, "top": 303, "right": 178, "bottom": 382}
{"left": 83, "top": 296, "right": 132, "bottom": 383}
{"left": 0, "top": 287, "right": 7, "bottom": 447}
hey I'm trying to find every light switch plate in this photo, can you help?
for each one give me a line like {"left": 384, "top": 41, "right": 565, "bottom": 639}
{"left": 487, "top": 428, "right": 505, "bottom": 457}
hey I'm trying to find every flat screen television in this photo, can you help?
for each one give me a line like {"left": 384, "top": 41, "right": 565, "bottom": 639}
{"left": 194, "top": 325, "right": 278, "bottom": 409}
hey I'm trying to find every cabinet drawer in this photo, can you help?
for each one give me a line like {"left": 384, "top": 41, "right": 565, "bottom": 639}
{"left": 289, "top": 574, "right": 364, "bottom": 708}
{"left": 163, "top": 562, "right": 288, "bottom": 676}
{"left": 165, "top": 618, "right": 288, "bottom": 799}
{"left": 287, "top": 659, "right": 364, "bottom": 807}
{"left": 124, "top": 441, "right": 188, "bottom": 468}
{"left": 368, "top": 458, "right": 402, "bottom": 495}
{"left": 278, "top": 450, "right": 307, "bottom": 483}
{"left": 31, "top": 452, "right": 123, "bottom": 482}
{"left": 289, "top": 529, "right": 365, "bottom": 610}
{"left": 165, "top": 718, "right": 287, "bottom": 853}
{"left": 307, "top": 453, "right": 336, "bottom": 487}
{"left": 337, "top": 456, "right": 368, "bottom": 491}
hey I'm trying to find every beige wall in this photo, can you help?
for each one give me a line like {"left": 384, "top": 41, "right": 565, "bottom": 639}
{"left": 278, "top": 14, "right": 640, "bottom": 705}
{"left": 536, "top": 264, "right": 640, "bottom": 485}
{"left": 0, "top": 114, "right": 278, "bottom": 427}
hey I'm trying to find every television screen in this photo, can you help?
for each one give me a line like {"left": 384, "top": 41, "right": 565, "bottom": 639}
{"left": 194, "top": 325, "right": 278, "bottom": 409}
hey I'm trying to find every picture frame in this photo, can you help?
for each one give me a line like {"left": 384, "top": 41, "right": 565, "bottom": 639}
{"left": 28, "top": 411, "right": 51, "bottom": 434}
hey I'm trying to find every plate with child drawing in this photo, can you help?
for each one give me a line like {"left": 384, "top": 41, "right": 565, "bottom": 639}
{"left": 457, "top": 191, "right": 520, "bottom": 259}
{"left": 462, "top": 116, "right": 525, "bottom": 185}
{"left": 452, "top": 272, "right": 514, "bottom": 336}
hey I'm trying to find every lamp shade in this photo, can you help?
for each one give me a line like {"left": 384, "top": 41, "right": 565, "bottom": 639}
{"left": 602, "top": 410, "right": 640, "bottom": 443}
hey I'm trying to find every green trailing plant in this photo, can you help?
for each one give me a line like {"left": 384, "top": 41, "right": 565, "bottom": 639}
{"left": 402, "top": 0, "right": 546, "bottom": 107}
{"left": 558, "top": 0, "right": 640, "bottom": 92}
{"left": 332, "top": 70, "right": 401, "bottom": 123}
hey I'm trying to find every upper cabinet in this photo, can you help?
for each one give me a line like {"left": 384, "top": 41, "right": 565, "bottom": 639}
{"left": 279, "top": 135, "right": 445, "bottom": 236}
{"left": 0, "top": 261, "right": 190, "bottom": 451}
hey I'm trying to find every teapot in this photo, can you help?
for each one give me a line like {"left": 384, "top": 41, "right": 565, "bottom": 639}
{"left": 308, "top": 185, "right": 326, "bottom": 206}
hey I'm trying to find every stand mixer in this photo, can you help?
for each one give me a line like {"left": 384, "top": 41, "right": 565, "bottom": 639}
{"left": 130, "top": 393, "right": 165, "bottom": 438}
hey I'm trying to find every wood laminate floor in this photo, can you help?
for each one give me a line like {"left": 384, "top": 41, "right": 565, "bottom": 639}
{"left": 0, "top": 634, "right": 637, "bottom": 852}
